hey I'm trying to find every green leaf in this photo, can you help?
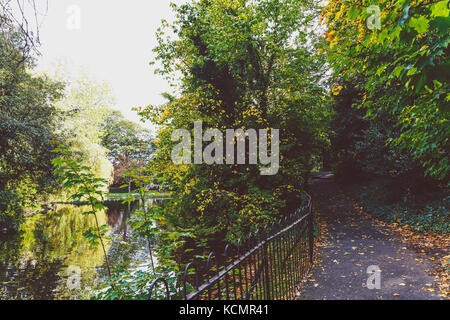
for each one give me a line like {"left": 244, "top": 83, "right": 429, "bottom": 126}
{"left": 392, "top": 64, "right": 404, "bottom": 78}
{"left": 415, "top": 74, "right": 427, "bottom": 93}
{"left": 431, "top": 1, "right": 450, "bottom": 18}
{"left": 348, "top": 7, "right": 361, "bottom": 21}
{"left": 409, "top": 16, "right": 430, "bottom": 33}
{"left": 94, "top": 203, "right": 105, "bottom": 210}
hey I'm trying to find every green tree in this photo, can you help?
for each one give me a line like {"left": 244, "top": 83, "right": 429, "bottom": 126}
{"left": 0, "top": 15, "right": 64, "bottom": 228}
{"left": 138, "top": 0, "right": 330, "bottom": 244}
{"left": 101, "top": 111, "right": 154, "bottom": 189}
{"left": 52, "top": 145, "right": 113, "bottom": 278}
{"left": 53, "top": 70, "right": 115, "bottom": 196}
{"left": 323, "top": 0, "right": 449, "bottom": 180}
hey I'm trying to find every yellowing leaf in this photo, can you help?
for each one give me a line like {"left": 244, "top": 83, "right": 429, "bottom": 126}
{"left": 431, "top": 1, "right": 450, "bottom": 17}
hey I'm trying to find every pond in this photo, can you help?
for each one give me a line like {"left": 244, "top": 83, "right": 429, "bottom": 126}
{"left": 0, "top": 199, "right": 162, "bottom": 300}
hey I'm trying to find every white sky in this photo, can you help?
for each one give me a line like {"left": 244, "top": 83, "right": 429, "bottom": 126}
{"left": 32, "top": 0, "right": 188, "bottom": 129}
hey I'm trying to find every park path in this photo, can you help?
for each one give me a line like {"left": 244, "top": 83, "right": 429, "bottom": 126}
{"left": 298, "top": 173, "right": 441, "bottom": 300}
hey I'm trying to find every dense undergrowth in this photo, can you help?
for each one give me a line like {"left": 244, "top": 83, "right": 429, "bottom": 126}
{"left": 341, "top": 178, "right": 449, "bottom": 235}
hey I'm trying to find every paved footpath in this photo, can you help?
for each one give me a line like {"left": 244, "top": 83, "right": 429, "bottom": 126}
{"left": 298, "top": 173, "right": 441, "bottom": 300}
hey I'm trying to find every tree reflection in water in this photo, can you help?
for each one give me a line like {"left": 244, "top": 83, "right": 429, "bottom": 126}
{"left": 0, "top": 199, "right": 157, "bottom": 299}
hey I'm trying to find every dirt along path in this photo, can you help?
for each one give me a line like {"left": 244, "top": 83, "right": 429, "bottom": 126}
{"left": 298, "top": 172, "right": 442, "bottom": 300}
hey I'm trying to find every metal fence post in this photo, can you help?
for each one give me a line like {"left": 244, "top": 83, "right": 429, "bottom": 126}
{"left": 263, "top": 241, "right": 271, "bottom": 300}
{"left": 308, "top": 207, "right": 314, "bottom": 265}
{"left": 149, "top": 193, "right": 313, "bottom": 301}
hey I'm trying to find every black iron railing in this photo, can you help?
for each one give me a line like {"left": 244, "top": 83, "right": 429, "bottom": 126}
{"left": 148, "top": 193, "right": 313, "bottom": 300}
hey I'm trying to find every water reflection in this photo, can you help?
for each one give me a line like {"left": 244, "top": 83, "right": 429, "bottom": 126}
{"left": 0, "top": 199, "right": 158, "bottom": 300}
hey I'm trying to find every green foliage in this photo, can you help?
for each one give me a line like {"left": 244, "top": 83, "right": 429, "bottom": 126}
{"left": 324, "top": 0, "right": 449, "bottom": 180}
{"left": 52, "top": 146, "right": 194, "bottom": 299}
{"left": 102, "top": 111, "right": 154, "bottom": 163}
{"left": 0, "top": 16, "right": 115, "bottom": 228}
{"left": 52, "top": 145, "right": 113, "bottom": 277}
{"left": 92, "top": 205, "right": 193, "bottom": 299}
{"left": 53, "top": 70, "right": 114, "bottom": 190}
{"left": 343, "top": 178, "right": 449, "bottom": 235}
{"left": 139, "top": 0, "right": 331, "bottom": 244}
{"left": 91, "top": 262, "right": 177, "bottom": 300}
{"left": 0, "top": 16, "right": 65, "bottom": 227}
{"left": 330, "top": 81, "right": 424, "bottom": 182}
{"left": 0, "top": 204, "right": 110, "bottom": 299}
{"left": 0, "top": 190, "right": 23, "bottom": 230}
{"left": 101, "top": 110, "right": 154, "bottom": 188}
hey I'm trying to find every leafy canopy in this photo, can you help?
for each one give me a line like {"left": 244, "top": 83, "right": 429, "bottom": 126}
{"left": 323, "top": 0, "right": 449, "bottom": 180}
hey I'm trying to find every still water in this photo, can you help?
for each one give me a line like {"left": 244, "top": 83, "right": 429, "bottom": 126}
{"left": 0, "top": 199, "right": 160, "bottom": 300}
